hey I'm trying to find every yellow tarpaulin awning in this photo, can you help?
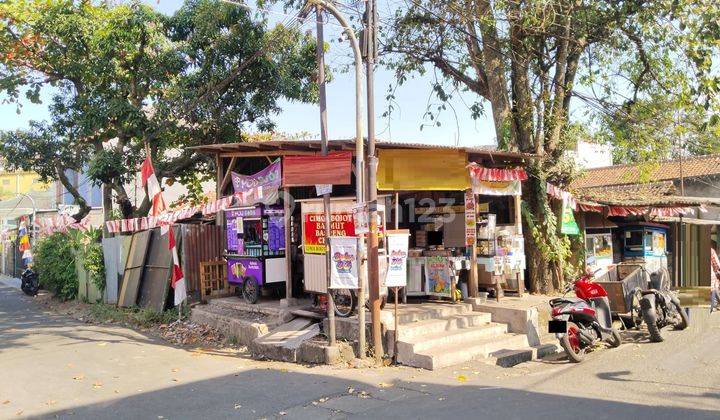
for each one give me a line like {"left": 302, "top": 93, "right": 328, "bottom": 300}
{"left": 377, "top": 149, "right": 470, "bottom": 191}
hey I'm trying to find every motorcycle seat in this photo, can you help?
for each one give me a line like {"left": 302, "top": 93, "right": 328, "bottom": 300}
{"left": 640, "top": 290, "right": 658, "bottom": 296}
{"left": 550, "top": 297, "right": 584, "bottom": 307}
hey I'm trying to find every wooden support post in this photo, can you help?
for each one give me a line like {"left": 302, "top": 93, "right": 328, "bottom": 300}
{"left": 514, "top": 193, "right": 523, "bottom": 296}
{"left": 219, "top": 156, "right": 237, "bottom": 194}
{"left": 393, "top": 286, "right": 399, "bottom": 363}
{"left": 283, "top": 187, "right": 293, "bottom": 303}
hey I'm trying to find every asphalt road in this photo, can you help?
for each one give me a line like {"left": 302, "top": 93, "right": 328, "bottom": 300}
{"left": 1, "top": 282, "right": 719, "bottom": 420}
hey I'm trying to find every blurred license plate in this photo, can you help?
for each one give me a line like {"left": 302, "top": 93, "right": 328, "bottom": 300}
{"left": 548, "top": 320, "right": 567, "bottom": 333}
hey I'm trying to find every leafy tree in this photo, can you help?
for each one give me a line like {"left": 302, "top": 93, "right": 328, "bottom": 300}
{"left": 382, "top": 0, "right": 720, "bottom": 292}
{"left": 0, "top": 0, "right": 319, "bottom": 220}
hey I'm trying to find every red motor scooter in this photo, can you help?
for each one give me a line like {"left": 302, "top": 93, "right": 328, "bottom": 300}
{"left": 549, "top": 270, "right": 622, "bottom": 362}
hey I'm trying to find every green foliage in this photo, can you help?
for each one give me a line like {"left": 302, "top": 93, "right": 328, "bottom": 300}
{"left": 87, "top": 303, "right": 189, "bottom": 327}
{"left": 66, "top": 227, "right": 105, "bottom": 293}
{"left": 34, "top": 233, "right": 77, "bottom": 301}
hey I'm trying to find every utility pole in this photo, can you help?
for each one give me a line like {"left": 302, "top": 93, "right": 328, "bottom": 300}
{"left": 315, "top": 4, "right": 335, "bottom": 345}
{"left": 304, "top": 0, "right": 366, "bottom": 357}
{"left": 364, "top": 0, "right": 383, "bottom": 363}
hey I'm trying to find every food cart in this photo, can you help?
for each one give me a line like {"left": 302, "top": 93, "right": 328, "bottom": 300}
{"left": 619, "top": 223, "right": 668, "bottom": 275}
{"left": 225, "top": 205, "right": 287, "bottom": 303}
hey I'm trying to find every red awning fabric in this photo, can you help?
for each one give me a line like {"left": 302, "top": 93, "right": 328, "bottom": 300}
{"left": 468, "top": 163, "right": 528, "bottom": 182}
{"left": 607, "top": 206, "right": 647, "bottom": 217}
{"left": 648, "top": 207, "right": 695, "bottom": 217}
{"left": 578, "top": 203, "right": 605, "bottom": 213}
{"left": 282, "top": 151, "right": 352, "bottom": 187}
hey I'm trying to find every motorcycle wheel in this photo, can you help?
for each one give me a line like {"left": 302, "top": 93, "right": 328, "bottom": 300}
{"left": 560, "top": 322, "right": 586, "bottom": 363}
{"left": 331, "top": 289, "right": 356, "bottom": 318}
{"left": 242, "top": 276, "right": 261, "bottom": 304}
{"left": 673, "top": 301, "right": 689, "bottom": 330}
{"left": 607, "top": 329, "right": 622, "bottom": 348}
{"left": 642, "top": 304, "right": 664, "bottom": 342}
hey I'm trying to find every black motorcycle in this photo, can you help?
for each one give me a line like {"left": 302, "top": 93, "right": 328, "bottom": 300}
{"left": 638, "top": 268, "right": 689, "bottom": 342}
{"left": 20, "top": 267, "right": 39, "bottom": 296}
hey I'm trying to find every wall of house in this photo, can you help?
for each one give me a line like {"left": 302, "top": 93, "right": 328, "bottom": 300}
{"left": 669, "top": 176, "right": 718, "bottom": 287}
{"left": 58, "top": 169, "right": 103, "bottom": 208}
{"left": 0, "top": 171, "right": 51, "bottom": 201}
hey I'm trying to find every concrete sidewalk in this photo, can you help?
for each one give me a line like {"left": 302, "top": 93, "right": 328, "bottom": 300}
{"left": 0, "top": 273, "right": 20, "bottom": 289}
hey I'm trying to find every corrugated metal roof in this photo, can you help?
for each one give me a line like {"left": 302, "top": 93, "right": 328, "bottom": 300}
{"left": 190, "top": 138, "right": 536, "bottom": 161}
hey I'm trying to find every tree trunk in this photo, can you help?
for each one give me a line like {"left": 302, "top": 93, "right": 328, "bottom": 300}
{"left": 54, "top": 162, "right": 91, "bottom": 222}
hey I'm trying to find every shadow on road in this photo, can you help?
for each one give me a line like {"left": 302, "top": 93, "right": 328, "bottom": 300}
{"left": 30, "top": 367, "right": 720, "bottom": 420}
{"left": 0, "top": 286, "right": 171, "bottom": 353}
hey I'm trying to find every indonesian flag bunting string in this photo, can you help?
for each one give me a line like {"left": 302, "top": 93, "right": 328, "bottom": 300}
{"left": 141, "top": 155, "right": 167, "bottom": 216}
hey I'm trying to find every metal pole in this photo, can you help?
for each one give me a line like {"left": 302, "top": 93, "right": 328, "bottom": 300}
{"left": 307, "top": 0, "right": 366, "bottom": 357}
{"left": 364, "top": 0, "right": 383, "bottom": 363}
{"left": 315, "top": 5, "right": 335, "bottom": 346}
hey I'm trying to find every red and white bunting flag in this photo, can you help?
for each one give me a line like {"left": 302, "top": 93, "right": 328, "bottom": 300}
{"left": 141, "top": 155, "right": 167, "bottom": 216}
{"left": 166, "top": 227, "right": 186, "bottom": 306}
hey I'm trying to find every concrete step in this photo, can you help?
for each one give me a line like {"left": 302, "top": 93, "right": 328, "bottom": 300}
{"left": 250, "top": 318, "right": 320, "bottom": 363}
{"left": 486, "top": 343, "right": 561, "bottom": 367}
{"left": 190, "top": 306, "right": 270, "bottom": 346}
{"left": 393, "top": 303, "right": 474, "bottom": 324}
{"left": 399, "top": 322, "right": 509, "bottom": 354}
{"left": 399, "top": 333, "right": 531, "bottom": 370}
{"left": 389, "top": 312, "right": 493, "bottom": 342}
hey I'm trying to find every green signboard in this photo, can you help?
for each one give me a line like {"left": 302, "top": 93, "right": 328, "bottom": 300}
{"left": 560, "top": 199, "right": 580, "bottom": 235}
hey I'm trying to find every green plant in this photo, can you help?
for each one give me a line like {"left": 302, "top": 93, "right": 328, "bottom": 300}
{"left": 34, "top": 233, "right": 77, "bottom": 300}
{"left": 68, "top": 227, "right": 106, "bottom": 293}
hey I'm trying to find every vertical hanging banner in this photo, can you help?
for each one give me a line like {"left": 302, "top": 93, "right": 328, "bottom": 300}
{"left": 464, "top": 190, "right": 476, "bottom": 246}
{"left": 351, "top": 203, "right": 369, "bottom": 235}
{"left": 560, "top": 198, "right": 580, "bottom": 235}
{"left": 385, "top": 231, "right": 410, "bottom": 287}
{"left": 329, "top": 236, "right": 359, "bottom": 288}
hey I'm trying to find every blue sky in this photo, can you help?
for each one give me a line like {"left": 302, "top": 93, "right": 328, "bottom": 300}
{"left": 0, "top": 0, "right": 496, "bottom": 147}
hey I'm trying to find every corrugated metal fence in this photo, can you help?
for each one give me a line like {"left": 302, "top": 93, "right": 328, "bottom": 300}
{"left": 180, "top": 224, "right": 225, "bottom": 297}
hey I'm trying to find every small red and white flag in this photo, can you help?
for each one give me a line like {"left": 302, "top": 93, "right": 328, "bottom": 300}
{"left": 163, "top": 225, "right": 187, "bottom": 306}
{"left": 141, "top": 155, "right": 167, "bottom": 216}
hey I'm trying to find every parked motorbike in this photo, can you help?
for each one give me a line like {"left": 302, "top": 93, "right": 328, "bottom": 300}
{"left": 637, "top": 268, "right": 689, "bottom": 342}
{"left": 20, "top": 267, "right": 39, "bottom": 296}
{"left": 549, "top": 271, "right": 622, "bottom": 362}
